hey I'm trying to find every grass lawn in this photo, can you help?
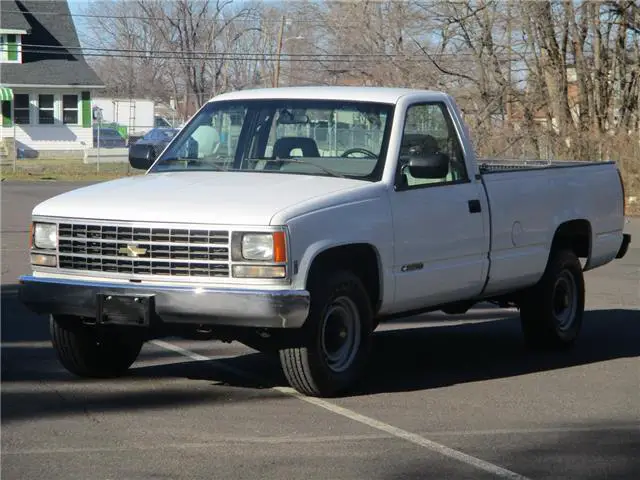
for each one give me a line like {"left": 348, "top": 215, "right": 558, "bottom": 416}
{"left": 0, "top": 158, "right": 140, "bottom": 182}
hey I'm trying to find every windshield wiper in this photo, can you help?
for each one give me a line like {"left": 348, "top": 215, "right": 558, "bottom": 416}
{"left": 157, "top": 158, "right": 229, "bottom": 171}
{"left": 256, "top": 158, "right": 346, "bottom": 178}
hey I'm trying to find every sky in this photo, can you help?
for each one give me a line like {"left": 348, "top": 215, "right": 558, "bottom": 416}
{"left": 67, "top": 0, "right": 91, "bottom": 45}
{"left": 67, "top": 0, "right": 86, "bottom": 18}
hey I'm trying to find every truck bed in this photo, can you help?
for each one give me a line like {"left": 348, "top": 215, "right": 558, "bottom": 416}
{"left": 477, "top": 158, "right": 624, "bottom": 297}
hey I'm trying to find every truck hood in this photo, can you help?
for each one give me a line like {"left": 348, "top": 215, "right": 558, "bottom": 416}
{"left": 32, "top": 172, "right": 369, "bottom": 225}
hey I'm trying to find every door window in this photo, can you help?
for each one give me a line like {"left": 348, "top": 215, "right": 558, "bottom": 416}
{"left": 397, "top": 103, "right": 468, "bottom": 188}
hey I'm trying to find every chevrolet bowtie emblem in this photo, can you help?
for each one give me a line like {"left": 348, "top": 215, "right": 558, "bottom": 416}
{"left": 119, "top": 244, "right": 147, "bottom": 257}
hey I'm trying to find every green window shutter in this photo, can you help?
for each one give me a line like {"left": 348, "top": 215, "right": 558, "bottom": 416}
{"left": 81, "top": 91, "right": 91, "bottom": 127}
{"left": 7, "top": 34, "right": 18, "bottom": 61}
{"left": 1, "top": 101, "right": 12, "bottom": 127}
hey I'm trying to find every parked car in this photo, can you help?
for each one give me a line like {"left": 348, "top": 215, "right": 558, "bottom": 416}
{"left": 20, "top": 87, "right": 631, "bottom": 398}
{"left": 93, "top": 127, "right": 126, "bottom": 148}
{"left": 133, "top": 127, "right": 179, "bottom": 157}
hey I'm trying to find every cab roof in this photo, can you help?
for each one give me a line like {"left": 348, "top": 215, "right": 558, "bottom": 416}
{"left": 209, "top": 86, "right": 447, "bottom": 105}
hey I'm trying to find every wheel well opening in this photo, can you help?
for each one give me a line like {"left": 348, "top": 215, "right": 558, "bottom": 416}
{"left": 552, "top": 220, "right": 591, "bottom": 258}
{"left": 307, "top": 244, "right": 381, "bottom": 313}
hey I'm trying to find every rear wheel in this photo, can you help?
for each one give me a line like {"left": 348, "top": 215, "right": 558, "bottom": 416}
{"left": 50, "top": 315, "right": 144, "bottom": 378}
{"left": 519, "top": 249, "right": 585, "bottom": 350}
{"left": 279, "top": 270, "right": 373, "bottom": 397}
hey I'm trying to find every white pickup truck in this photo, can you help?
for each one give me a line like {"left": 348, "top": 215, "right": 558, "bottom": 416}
{"left": 20, "top": 87, "right": 631, "bottom": 397}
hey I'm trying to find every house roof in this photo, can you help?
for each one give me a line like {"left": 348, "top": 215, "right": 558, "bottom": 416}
{"left": 0, "top": 0, "right": 104, "bottom": 88}
{"left": 0, "top": 0, "right": 31, "bottom": 31}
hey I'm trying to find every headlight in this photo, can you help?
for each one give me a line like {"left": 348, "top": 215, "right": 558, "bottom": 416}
{"left": 232, "top": 231, "right": 287, "bottom": 264}
{"left": 33, "top": 223, "right": 57, "bottom": 249}
{"left": 242, "top": 233, "right": 274, "bottom": 261}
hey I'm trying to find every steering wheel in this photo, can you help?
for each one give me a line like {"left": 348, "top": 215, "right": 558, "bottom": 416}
{"left": 341, "top": 148, "right": 378, "bottom": 159}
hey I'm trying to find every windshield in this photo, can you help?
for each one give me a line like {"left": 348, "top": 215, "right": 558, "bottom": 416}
{"left": 150, "top": 99, "right": 394, "bottom": 180}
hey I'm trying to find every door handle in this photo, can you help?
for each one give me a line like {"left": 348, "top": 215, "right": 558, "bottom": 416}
{"left": 468, "top": 199, "right": 481, "bottom": 213}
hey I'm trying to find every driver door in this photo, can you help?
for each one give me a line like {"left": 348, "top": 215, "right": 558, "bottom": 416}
{"left": 389, "top": 102, "right": 490, "bottom": 311}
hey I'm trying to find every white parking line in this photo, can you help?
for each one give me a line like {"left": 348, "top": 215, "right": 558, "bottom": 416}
{"left": 0, "top": 341, "right": 54, "bottom": 349}
{"left": 150, "top": 340, "right": 212, "bottom": 361}
{"left": 151, "top": 340, "right": 531, "bottom": 480}
{"left": 424, "top": 424, "right": 640, "bottom": 437}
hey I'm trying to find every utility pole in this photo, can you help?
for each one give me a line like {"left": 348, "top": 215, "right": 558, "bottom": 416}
{"left": 273, "top": 15, "right": 285, "bottom": 88}
{"left": 506, "top": 0, "right": 512, "bottom": 124}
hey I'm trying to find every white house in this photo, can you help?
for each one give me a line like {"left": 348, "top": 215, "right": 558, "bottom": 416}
{"left": 0, "top": 0, "right": 104, "bottom": 158}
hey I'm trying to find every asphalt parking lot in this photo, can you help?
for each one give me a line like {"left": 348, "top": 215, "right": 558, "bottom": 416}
{"left": 2, "top": 180, "right": 639, "bottom": 480}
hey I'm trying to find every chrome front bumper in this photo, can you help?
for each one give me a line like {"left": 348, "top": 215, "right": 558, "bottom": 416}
{"left": 18, "top": 275, "right": 310, "bottom": 329}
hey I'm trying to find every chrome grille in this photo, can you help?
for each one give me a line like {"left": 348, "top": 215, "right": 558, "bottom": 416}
{"left": 57, "top": 223, "right": 230, "bottom": 277}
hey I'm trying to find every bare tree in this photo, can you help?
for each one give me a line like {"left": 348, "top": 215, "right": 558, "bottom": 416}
{"left": 312, "top": 0, "right": 438, "bottom": 87}
{"left": 82, "top": 0, "right": 266, "bottom": 110}
{"left": 79, "top": 0, "right": 638, "bottom": 190}
{"left": 135, "top": 0, "right": 258, "bottom": 107}
{"left": 82, "top": 0, "right": 171, "bottom": 100}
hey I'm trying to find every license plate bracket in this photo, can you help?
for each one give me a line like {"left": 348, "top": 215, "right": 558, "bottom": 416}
{"left": 96, "top": 293, "right": 154, "bottom": 327}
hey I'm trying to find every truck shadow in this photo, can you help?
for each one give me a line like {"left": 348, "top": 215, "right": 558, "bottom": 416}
{"left": 351, "top": 308, "right": 640, "bottom": 396}
{"left": 2, "top": 283, "right": 639, "bottom": 396}
{"left": 169, "top": 307, "right": 640, "bottom": 396}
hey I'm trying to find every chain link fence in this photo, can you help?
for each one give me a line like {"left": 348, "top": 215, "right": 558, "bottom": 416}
{"left": 2, "top": 121, "right": 638, "bottom": 214}
{"left": 0, "top": 123, "right": 174, "bottom": 179}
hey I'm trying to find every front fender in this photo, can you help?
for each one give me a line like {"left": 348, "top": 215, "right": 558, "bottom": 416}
{"left": 284, "top": 196, "right": 395, "bottom": 313}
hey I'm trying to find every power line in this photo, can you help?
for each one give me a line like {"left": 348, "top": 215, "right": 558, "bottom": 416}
{"left": 19, "top": 43, "right": 518, "bottom": 60}
{"left": 20, "top": 5, "right": 632, "bottom": 29}
{"left": 19, "top": 48, "right": 490, "bottom": 64}
{"left": 12, "top": 5, "right": 629, "bottom": 30}
{"left": 10, "top": 8, "right": 457, "bottom": 25}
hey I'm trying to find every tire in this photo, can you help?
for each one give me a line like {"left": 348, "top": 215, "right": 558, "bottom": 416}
{"left": 50, "top": 315, "right": 144, "bottom": 378}
{"left": 279, "top": 270, "right": 373, "bottom": 397}
{"left": 519, "top": 249, "right": 585, "bottom": 350}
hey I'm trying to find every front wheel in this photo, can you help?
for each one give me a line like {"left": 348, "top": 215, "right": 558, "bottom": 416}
{"left": 279, "top": 270, "right": 373, "bottom": 397}
{"left": 519, "top": 249, "right": 585, "bottom": 350}
{"left": 50, "top": 315, "right": 144, "bottom": 378}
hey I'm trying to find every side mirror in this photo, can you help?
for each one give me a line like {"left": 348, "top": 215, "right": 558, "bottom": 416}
{"left": 129, "top": 143, "right": 156, "bottom": 170}
{"left": 407, "top": 153, "right": 449, "bottom": 179}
